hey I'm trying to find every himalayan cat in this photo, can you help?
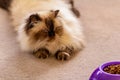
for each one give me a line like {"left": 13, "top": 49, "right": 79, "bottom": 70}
{"left": 0, "top": 0, "right": 85, "bottom": 61}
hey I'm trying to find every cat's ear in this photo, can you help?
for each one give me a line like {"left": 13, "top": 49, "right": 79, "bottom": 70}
{"left": 54, "top": 10, "right": 60, "bottom": 17}
{"left": 27, "top": 14, "right": 42, "bottom": 23}
{"left": 51, "top": 10, "right": 60, "bottom": 18}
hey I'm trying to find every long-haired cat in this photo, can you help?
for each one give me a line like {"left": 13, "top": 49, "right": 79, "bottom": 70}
{"left": 0, "top": 0, "right": 85, "bottom": 61}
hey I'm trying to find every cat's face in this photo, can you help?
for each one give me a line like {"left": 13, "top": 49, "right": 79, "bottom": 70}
{"left": 25, "top": 10, "right": 63, "bottom": 43}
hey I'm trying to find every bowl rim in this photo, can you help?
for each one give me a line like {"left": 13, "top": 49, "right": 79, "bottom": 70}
{"left": 99, "top": 61, "right": 120, "bottom": 77}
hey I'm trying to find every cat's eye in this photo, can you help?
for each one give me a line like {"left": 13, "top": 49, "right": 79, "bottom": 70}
{"left": 28, "top": 21, "right": 40, "bottom": 29}
{"left": 55, "top": 26, "right": 62, "bottom": 31}
{"left": 25, "top": 22, "right": 34, "bottom": 34}
{"left": 55, "top": 26, "right": 63, "bottom": 36}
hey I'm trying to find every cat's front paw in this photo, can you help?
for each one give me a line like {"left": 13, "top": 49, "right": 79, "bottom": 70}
{"left": 33, "top": 49, "right": 50, "bottom": 59}
{"left": 56, "top": 52, "right": 71, "bottom": 61}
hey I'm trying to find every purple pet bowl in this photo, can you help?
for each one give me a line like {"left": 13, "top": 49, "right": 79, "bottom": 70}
{"left": 89, "top": 61, "right": 120, "bottom": 80}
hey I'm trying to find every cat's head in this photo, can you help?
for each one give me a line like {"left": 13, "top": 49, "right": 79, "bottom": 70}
{"left": 18, "top": 10, "right": 64, "bottom": 51}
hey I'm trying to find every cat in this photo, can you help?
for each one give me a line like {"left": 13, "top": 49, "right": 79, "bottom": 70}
{"left": 0, "top": 0, "right": 85, "bottom": 61}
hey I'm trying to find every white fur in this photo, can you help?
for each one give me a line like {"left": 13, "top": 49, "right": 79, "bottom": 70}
{"left": 10, "top": 0, "right": 85, "bottom": 54}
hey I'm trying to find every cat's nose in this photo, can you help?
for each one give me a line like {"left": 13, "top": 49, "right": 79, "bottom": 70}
{"left": 48, "top": 31, "right": 55, "bottom": 37}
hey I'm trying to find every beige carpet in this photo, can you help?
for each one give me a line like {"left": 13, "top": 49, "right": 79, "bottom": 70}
{"left": 0, "top": 0, "right": 120, "bottom": 80}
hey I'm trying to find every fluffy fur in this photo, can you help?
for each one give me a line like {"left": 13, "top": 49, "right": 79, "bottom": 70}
{"left": 1, "top": 0, "right": 85, "bottom": 60}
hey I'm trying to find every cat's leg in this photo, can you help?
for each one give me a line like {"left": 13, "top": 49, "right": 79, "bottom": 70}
{"left": 33, "top": 48, "right": 50, "bottom": 59}
{"left": 55, "top": 47, "right": 75, "bottom": 61}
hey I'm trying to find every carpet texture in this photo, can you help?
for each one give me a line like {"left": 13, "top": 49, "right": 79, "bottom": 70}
{"left": 0, "top": 0, "right": 120, "bottom": 80}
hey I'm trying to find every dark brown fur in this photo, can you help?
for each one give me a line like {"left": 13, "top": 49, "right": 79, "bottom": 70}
{"left": 45, "top": 18, "right": 55, "bottom": 38}
{"left": 25, "top": 11, "right": 63, "bottom": 42}
{"left": 32, "top": 17, "right": 63, "bottom": 41}
{"left": 45, "top": 17, "right": 63, "bottom": 41}
{"left": 25, "top": 14, "right": 42, "bottom": 34}
{"left": 0, "top": 0, "right": 12, "bottom": 11}
{"left": 69, "top": 0, "right": 80, "bottom": 17}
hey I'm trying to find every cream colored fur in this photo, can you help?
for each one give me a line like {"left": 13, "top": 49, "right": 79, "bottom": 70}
{"left": 10, "top": 0, "right": 85, "bottom": 54}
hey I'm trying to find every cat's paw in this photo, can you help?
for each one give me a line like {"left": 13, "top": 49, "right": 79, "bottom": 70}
{"left": 33, "top": 49, "right": 50, "bottom": 59}
{"left": 56, "top": 52, "right": 71, "bottom": 61}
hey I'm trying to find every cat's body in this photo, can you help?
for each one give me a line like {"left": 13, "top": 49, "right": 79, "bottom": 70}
{"left": 0, "top": 0, "right": 85, "bottom": 60}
